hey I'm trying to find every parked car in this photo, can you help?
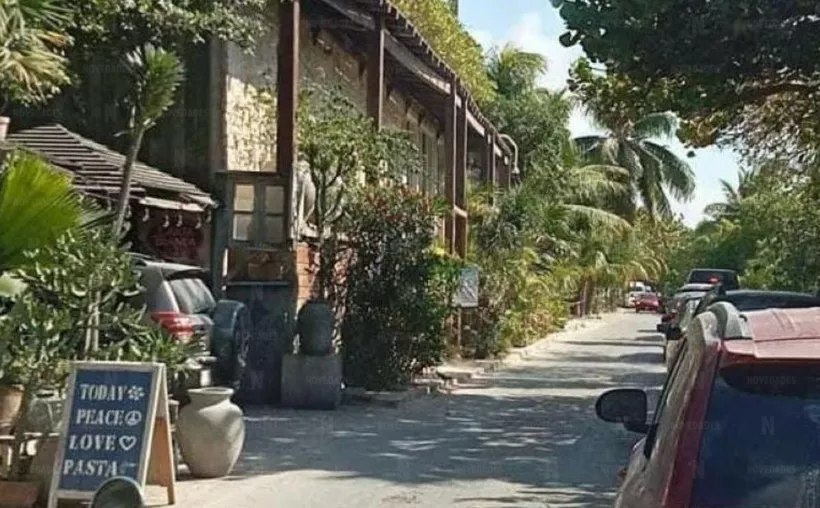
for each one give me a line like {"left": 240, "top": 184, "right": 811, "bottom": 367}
{"left": 662, "top": 288, "right": 820, "bottom": 371}
{"left": 656, "top": 284, "right": 713, "bottom": 332}
{"left": 663, "top": 298, "right": 700, "bottom": 370}
{"left": 634, "top": 292, "right": 660, "bottom": 313}
{"left": 685, "top": 268, "right": 740, "bottom": 290}
{"left": 597, "top": 303, "right": 820, "bottom": 508}
{"left": 130, "top": 254, "right": 251, "bottom": 394}
{"left": 693, "top": 287, "right": 820, "bottom": 316}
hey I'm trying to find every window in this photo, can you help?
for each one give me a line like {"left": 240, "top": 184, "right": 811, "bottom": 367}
{"left": 230, "top": 181, "right": 287, "bottom": 247}
{"left": 691, "top": 364, "right": 820, "bottom": 508}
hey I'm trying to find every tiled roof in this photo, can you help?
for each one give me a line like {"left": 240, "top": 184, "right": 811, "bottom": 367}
{"left": 6, "top": 124, "right": 215, "bottom": 206}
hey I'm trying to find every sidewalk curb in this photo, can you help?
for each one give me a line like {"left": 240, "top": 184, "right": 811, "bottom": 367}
{"left": 342, "top": 311, "right": 621, "bottom": 407}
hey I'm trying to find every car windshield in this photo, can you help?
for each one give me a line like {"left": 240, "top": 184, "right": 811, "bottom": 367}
{"left": 691, "top": 364, "right": 820, "bottom": 508}
{"left": 688, "top": 270, "right": 739, "bottom": 289}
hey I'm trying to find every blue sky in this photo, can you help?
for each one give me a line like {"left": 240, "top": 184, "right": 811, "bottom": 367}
{"left": 459, "top": 0, "right": 742, "bottom": 226}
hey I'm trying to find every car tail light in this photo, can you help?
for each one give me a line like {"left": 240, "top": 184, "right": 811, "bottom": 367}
{"left": 150, "top": 312, "right": 195, "bottom": 342}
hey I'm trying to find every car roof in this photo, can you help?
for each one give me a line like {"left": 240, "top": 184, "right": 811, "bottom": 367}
{"left": 678, "top": 283, "right": 715, "bottom": 292}
{"left": 704, "top": 304, "right": 820, "bottom": 362}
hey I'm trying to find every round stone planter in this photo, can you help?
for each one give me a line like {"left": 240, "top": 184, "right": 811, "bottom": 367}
{"left": 176, "top": 387, "right": 245, "bottom": 478}
{"left": 297, "top": 300, "right": 334, "bottom": 356}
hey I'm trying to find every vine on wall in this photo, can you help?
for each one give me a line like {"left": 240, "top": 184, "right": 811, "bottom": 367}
{"left": 392, "top": 0, "right": 494, "bottom": 106}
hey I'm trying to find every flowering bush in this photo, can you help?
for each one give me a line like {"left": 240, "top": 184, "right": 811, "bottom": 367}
{"left": 340, "top": 186, "right": 461, "bottom": 390}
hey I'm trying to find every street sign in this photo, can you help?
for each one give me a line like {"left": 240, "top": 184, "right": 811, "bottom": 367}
{"left": 49, "top": 361, "right": 176, "bottom": 507}
{"left": 453, "top": 265, "right": 479, "bottom": 308}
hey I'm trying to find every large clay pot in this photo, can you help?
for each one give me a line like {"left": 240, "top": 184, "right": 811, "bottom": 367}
{"left": 0, "top": 385, "right": 23, "bottom": 435}
{"left": 176, "top": 387, "right": 245, "bottom": 478}
{"left": 297, "top": 300, "right": 334, "bottom": 356}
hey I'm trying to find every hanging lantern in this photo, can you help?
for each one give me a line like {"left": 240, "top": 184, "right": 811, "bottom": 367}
{"left": 176, "top": 213, "right": 183, "bottom": 228}
{"left": 142, "top": 207, "right": 150, "bottom": 222}
{"left": 194, "top": 216, "right": 202, "bottom": 230}
{"left": 205, "top": 213, "right": 212, "bottom": 224}
{"left": 124, "top": 205, "right": 132, "bottom": 220}
{"left": 162, "top": 213, "right": 170, "bottom": 228}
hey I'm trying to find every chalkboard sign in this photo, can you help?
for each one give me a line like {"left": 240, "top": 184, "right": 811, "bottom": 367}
{"left": 48, "top": 362, "right": 176, "bottom": 507}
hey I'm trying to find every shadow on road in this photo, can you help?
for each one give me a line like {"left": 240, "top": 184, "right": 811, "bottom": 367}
{"left": 176, "top": 314, "right": 665, "bottom": 508}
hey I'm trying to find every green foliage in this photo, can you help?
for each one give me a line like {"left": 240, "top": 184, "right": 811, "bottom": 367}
{"left": 392, "top": 0, "right": 494, "bottom": 105}
{"left": 62, "top": 0, "right": 266, "bottom": 53}
{"left": 0, "top": 151, "right": 90, "bottom": 272}
{"left": 554, "top": 1, "right": 820, "bottom": 161}
{"left": 340, "top": 186, "right": 460, "bottom": 390}
{"left": 113, "top": 44, "right": 185, "bottom": 233}
{"left": 298, "top": 83, "right": 421, "bottom": 297}
{"left": 0, "top": 0, "right": 71, "bottom": 109}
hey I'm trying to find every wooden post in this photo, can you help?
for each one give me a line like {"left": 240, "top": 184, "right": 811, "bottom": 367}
{"left": 366, "top": 9, "right": 385, "bottom": 129}
{"left": 455, "top": 96, "right": 467, "bottom": 210}
{"left": 277, "top": 0, "right": 300, "bottom": 245}
{"left": 444, "top": 78, "right": 458, "bottom": 254}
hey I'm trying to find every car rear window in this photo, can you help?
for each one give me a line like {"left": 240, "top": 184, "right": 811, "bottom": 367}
{"left": 688, "top": 270, "right": 739, "bottom": 289}
{"left": 168, "top": 277, "right": 216, "bottom": 315}
{"left": 725, "top": 294, "right": 820, "bottom": 312}
{"left": 691, "top": 364, "right": 820, "bottom": 507}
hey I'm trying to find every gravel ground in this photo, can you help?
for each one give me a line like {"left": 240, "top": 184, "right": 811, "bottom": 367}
{"left": 149, "top": 311, "right": 665, "bottom": 508}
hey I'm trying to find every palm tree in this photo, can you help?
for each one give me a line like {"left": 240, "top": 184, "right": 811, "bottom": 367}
{"left": 0, "top": 151, "right": 98, "bottom": 276}
{"left": 574, "top": 111, "right": 696, "bottom": 220}
{"left": 0, "top": 0, "right": 70, "bottom": 111}
{"left": 487, "top": 44, "right": 549, "bottom": 98}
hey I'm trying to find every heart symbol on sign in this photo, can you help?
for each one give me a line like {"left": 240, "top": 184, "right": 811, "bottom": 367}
{"left": 119, "top": 436, "right": 137, "bottom": 452}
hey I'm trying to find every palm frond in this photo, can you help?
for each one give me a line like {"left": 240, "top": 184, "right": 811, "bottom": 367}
{"left": 633, "top": 112, "right": 677, "bottom": 140}
{"left": 642, "top": 141, "right": 696, "bottom": 201}
{"left": 564, "top": 203, "right": 631, "bottom": 233}
{"left": 0, "top": 151, "right": 86, "bottom": 271}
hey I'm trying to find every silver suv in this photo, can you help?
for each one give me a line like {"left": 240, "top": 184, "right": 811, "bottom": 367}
{"left": 130, "top": 254, "right": 250, "bottom": 395}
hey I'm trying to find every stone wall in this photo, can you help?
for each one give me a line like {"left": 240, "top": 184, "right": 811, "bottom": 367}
{"left": 222, "top": 6, "right": 444, "bottom": 176}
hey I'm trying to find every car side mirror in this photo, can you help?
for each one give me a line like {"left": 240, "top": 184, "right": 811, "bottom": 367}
{"left": 596, "top": 388, "right": 649, "bottom": 434}
{"left": 90, "top": 477, "right": 145, "bottom": 508}
{"left": 667, "top": 326, "right": 683, "bottom": 341}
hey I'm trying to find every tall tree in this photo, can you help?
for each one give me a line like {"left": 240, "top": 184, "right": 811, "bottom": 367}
{"left": 574, "top": 108, "right": 695, "bottom": 219}
{"left": 552, "top": 0, "right": 820, "bottom": 161}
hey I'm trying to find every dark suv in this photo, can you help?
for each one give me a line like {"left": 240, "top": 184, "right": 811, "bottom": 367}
{"left": 685, "top": 268, "right": 740, "bottom": 290}
{"left": 130, "top": 254, "right": 250, "bottom": 393}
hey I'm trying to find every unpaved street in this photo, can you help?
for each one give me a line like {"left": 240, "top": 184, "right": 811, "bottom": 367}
{"left": 159, "top": 312, "right": 665, "bottom": 508}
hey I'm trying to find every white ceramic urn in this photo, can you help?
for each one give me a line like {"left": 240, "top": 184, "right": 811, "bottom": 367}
{"left": 176, "top": 387, "right": 245, "bottom": 478}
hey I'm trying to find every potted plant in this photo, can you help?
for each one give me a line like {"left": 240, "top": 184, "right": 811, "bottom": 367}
{"left": 0, "top": 292, "right": 74, "bottom": 507}
{"left": 0, "top": 0, "right": 71, "bottom": 139}
{"left": 295, "top": 84, "right": 420, "bottom": 354}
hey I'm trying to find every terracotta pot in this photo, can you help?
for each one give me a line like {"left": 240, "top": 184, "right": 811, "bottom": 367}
{"left": 176, "top": 387, "right": 245, "bottom": 478}
{"left": 0, "top": 385, "right": 24, "bottom": 435}
{"left": 0, "top": 117, "right": 9, "bottom": 141}
{"left": 297, "top": 300, "right": 334, "bottom": 356}
{"left": 0, "top": 480, "right": 39, "bottom": 508}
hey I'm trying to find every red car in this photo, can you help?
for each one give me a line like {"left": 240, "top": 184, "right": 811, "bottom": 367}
{"left": 634, "top": 292, "right": 660, "bottom": 313}
{"left": 597, "top": 302, "right": 820, "bottom": 508}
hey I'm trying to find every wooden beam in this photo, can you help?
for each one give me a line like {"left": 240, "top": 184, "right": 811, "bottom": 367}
{"left": 482, "top": 133, "right": 493, "bottom": 185}
{"left": 276, "top": 0, "right": 300, "bottom": 243}
{"left": 455, "top": 93, "right": 467, "bottom": 209}
{"left": 366, "top": 10, "right": 385, "bottom": 128}
{"left": 444, "top": 78, "right": 458, "bottom": 254}
{"left": 490, "top": 135, "right": 498, "bottom": 189}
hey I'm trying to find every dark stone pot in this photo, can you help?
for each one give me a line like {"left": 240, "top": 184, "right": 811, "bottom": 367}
{"left": 297, "top": 300, "right": 334, "bottom": 356}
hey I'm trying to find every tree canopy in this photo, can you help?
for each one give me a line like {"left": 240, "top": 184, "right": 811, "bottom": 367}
{"left": 553, "top": 0, "right": 820, "bottom": 161}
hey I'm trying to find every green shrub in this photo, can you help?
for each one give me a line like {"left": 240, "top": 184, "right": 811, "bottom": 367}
{"left": 340, "top": 186, "right": 460, "bottom": 390}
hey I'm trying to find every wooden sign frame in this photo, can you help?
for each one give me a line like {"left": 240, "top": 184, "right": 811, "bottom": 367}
{"left": 47, "top": 361, "right": 176, "bottom": 507}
